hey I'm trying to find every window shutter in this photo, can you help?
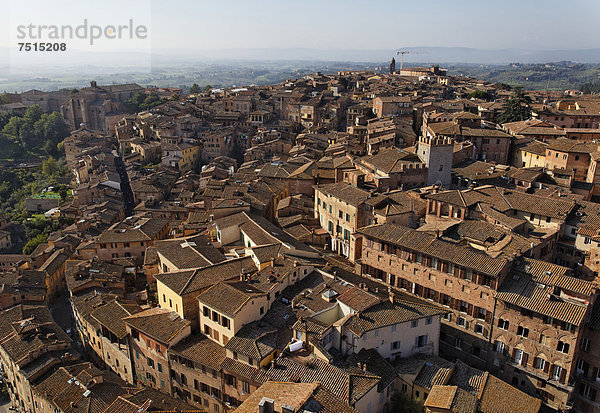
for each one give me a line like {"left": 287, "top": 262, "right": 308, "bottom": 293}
{"left": 522, "top": 352, "right": 529, "bottom": 366}
{"left": 467, "top": 304, "right": 474, "bottom": 316}
{"left": 512, "top": 348, "right": 517, "bottom": 360}
{"left": 560, "top": 368, "right": 567, "bottom": 384}
{"left": 485, "top": 311, "right": 492, "bottom": 324}
{"left": 544, "top": 361, "right": 550, "bottom": 374}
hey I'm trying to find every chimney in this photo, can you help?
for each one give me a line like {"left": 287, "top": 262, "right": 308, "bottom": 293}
{"left": 258, "top": 397, "right": 275, "bottom": 413}
{"left": 282, "top": 405, "right": 296, "bottom": 413}
{"left": 90, "top": 80, "right": 97, "bottom": 88}
{"left": 362, "top": 363, "right": 368, "bottom": 372}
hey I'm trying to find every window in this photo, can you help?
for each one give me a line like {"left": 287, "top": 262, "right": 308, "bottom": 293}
{"left": 539, "top": 334, "right": 549, "bottom": 346}
{"left": 495, "top": 341, "right": 505, "bottom": 353}
{"left": 534, "top": 357, "right": 546, "bottom": 371}
{"left": 411, "top": 320, "right": 418, "bottom": 328}
{"left": 339, "top": 210, "right": 343, "bottom": 219}
{"left": 546, "top": 216, "right": 551, "bottom": 223}
{"left": 585, "top": 237, "right": 592, "bottom": 245}
{"left": 457, "top": 317, "right": 466, "bottom": 327}
{"left": 426, "top": 316, "right": 432, "bottom": 325}
{"left": 346, "top": 213, "right": 350, "bottom": 222}
{"left": 454, "top": 338, "right": 462, "bottom": 349}
{"left": 582, "top": 337, "right": 592, "bottom": 352}
{"left": 459, "top": 301, "right": 468, "bottom": 312}
{"left": 517, "top": 326, "right": 529, "bottom": 337}
{"left": 498, "top": 318, "right": 509, "bottom": 330}
{"left": 415, "top": 335, "right": 428, "bottom": 347}
{"left": 474, "top": 324, "right": 484, "bottom": 334}
{"left": 157, "top": 362, "right": 162, "bottom": 373}
{"left": 552, "top": 365, "right": 563, "bottom": 381}
{"left": 147, "top": 357, "right": 154, "bottom": 368}
{"left": 557, "top": 341, "right": 570, "bottom": 354}
{"left": 514, "top": 349, "right": 523, "bottom": 364}
{"left": 242, "top": 381, "right": 250, "bottom": 395}
{"left": 391, "top": 340, "right": 401, "bottom": 350}
{"left": 580, "top": 384, "right": 597, "bottom": 401}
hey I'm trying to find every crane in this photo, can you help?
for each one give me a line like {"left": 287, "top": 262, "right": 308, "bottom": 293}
{"left": 396, "top": 50, "right": 421, "bottom": 71}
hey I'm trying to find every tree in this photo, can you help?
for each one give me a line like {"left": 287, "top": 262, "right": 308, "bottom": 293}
{"left": 0, "top": 92, "right": 10, "bottom": 104}
{"left": 189, "top": 83, "right": 200, "bottom": 93}
{"left": 203, "top": 85, "right": 212, "bottom": 92}
{"left": 468, "top": 89, "right": 492, "bottom": 100}
{"left": 23, "top": 233, "right": 49, "bottom": 254}
{"left": 498, "top": 86, "right": 532, "bottom": 124}
{"left": 390, "top": 392, "right": 422, "bottom": 413}
{"left": 42, "top": 157, "right": 59, "bottom": 177}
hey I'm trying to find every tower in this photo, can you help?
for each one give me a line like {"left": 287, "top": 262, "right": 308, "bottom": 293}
{"left": 417, "top": 135, "right": 454, "bottom": 187}
{"left": 389, "top": 58, "right": 396, "bottom": 74}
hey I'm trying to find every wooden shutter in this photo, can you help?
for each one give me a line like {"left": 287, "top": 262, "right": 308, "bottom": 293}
{"left": 560, "top": 367, "right": 567, "bottom": 384}
{"left": 467, "top": 304, "right": 474, "bottom": 316}
{"left": 543, "top": 361, "right": 549, "bottom": 374}
{"left": 485, "top": 310, "right": 492, "bottom": 324}
{"left": 522, "top": 352, "right": 529, "bottom": 367}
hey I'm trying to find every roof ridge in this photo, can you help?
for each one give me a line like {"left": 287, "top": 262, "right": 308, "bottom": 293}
{"left": 179, "top": 268, "right": 199, "bottom": 295}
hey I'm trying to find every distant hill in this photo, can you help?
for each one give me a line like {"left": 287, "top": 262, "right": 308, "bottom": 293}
{"left": 3, "top": 46, "right": 600, "bottom": 68}
{"left": 155, "top": 47, "right": 600, "bottom": 64}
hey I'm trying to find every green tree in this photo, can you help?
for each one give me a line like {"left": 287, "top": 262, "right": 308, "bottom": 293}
{"left": 42, "top": 157, "right": 59, "bottom": 177}
{"left": 124, "top": 91, "right": 147, "bottom": 113}
{"left": 23, "top": 233, "right": 49, "bottom": 254}
{"left": 203, "top": 85, "right": 212, "bottom": 92}
{"left": 390, "top": 392, "right": 422, "bottom": 413}
{"left": 468, "top": 90, "right": 492, "bottom": 100}
{"left": 189, "top": 83, "right": 200, "bottom": 93}
{"left": 2, "top": 116, "right": 25, "bottom": 140}
{"left": 0, "top": 92, "right": 10, "bottom": 104}
{"left": 498, "top": 86, "right": 532, "bottom": 124}
{"left": 0, "top": 112, "right": 12, "bottom": 130}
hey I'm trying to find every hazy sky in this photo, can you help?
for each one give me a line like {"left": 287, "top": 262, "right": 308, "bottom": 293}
{"left": 3, "top": 0, "right": 600, "bottom": 52}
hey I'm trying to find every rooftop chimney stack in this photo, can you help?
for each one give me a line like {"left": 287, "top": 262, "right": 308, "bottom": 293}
{"left": 258, "top": 397, "right": 275, "bottom": 413}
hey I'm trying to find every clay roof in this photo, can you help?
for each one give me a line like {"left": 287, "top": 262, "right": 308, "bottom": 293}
{"left": 123, "top": 307, "right": 189, "bottom": 344}
{"left": 168, "top": 333, "right": 226, "bottom": 370}
{"left": 358, "top": 223, "right": 508, "bottom": 276}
